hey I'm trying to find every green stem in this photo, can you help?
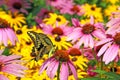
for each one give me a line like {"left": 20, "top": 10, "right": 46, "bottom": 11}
{"left": 112, "top": 62, "right": 115, "bottom": 72}
{"left": 57, "top": 62, "right": 61, "bottom": 80}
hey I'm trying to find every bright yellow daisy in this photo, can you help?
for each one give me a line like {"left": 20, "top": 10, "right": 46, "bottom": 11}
{"left": 106, "top": 0, "right": 119, "bottom": 4}
{"left": 43, "top": 13, "right": 67, "bottom": 26}
{"left": 70, "top": 55, "right": 88, "bottom": 70}
{"left": 82, "top": 4, "right": 103, "bottom": 22}
{"left": 104, "top": 5, "right": 120, "bottom": 18}
{"left": 3, "top": 11, "right": 26, "bottom": 28}
{"left": 49, "top": 35, "right": 72, "bottom": 50}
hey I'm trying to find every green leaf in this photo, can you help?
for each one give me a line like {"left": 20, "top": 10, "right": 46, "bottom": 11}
{"left": 92, "top": 69, "right": 107, "bottom": 74}
{"left": 2, "top": 48, "right": 10, "bottom": 56}
{"left": 105, "top": 72, "right": 120, "bottom": 79}
{"left": 117, "top": 60, "right": 120, "bottom": 66}
{"left": 81, "top": 77, "right": 105, "bottom": 80}
{"left": 88, "top": 59, "right": 97, "bottom": 66}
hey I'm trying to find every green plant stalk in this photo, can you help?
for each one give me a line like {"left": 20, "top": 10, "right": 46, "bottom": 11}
{"left": 57, "top": 62, "right": 61, "bottom": 80}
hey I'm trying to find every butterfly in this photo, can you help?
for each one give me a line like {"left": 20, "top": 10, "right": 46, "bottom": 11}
{"left": 27, "top": 31, "right": 54, "bottom": 61}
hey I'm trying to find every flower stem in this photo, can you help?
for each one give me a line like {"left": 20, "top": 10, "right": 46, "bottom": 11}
{"left": 57, "top": 62, "right": 61, "bottom": 80}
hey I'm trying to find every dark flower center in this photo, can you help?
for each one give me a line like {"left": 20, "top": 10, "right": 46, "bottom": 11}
{"left": 71, "top": 5, "right": 80, "bottom": 13}
{"left": 91, "top": 6, "right": 95, "bottom": 11}
{"left": 54, "top": 50, "right": 69, "bottom": 62}
{"left": 114, "top": 33, "right": 120, "bottom": 45}
{"left": 0, "top": 18, "right": 9, "bottom": 28}
{"left": 82, "top": 24, "right": 95, "bottom": 34}
{"left": 69, "top": 48, "right": 81, "bottom": 56}
{"left": 71, "top": 57, "right": 77, "bottom": 62}
{"left": 110, "top": 67, "right": 117, "bottom": 72}
{"left": 55, "top": 35, "right": 61, "bottom": 42}
{"left": 13, "top": 2, "right": 22, "bottom": 10}
{"left": 30, "top": 52, "right": 37, "bottom": 57}
{"left": 56, "top": 17, "right": 61, "bottom": 22}
{"left": 52, "top": 27, "right": 63, "bottom": 35}
{"left": 16, "top": 29, "right": 22, "bottom": 34}
{"left": 26, "top": 41, "right": 32, "bottom": 45}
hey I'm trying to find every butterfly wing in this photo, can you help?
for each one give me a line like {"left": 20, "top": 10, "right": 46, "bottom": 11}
{"left": 27, "top": 31, "right": 53, "bottom": 61}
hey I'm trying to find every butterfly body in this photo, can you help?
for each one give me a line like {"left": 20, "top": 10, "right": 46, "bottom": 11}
{"left": 27, "top": 31, "right": 53, "bottom": 61}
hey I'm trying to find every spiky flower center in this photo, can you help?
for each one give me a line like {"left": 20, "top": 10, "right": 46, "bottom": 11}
{"left": 71, "top": 5, "right": 80, "bottom": 13}
{"left": 69, "top": 48, "right": 81, "bottom": 56}
{"left": 52, "top": 27, "right": 63, "bottom": 35}
{"left": 0, "top": 18, "right": 9, "bottom": 28}
{"left": 114, "top": 33, "right": 120, "bottom": 45}
{"left": 54, "top": 50, "right": 69, "bottom": 62}
{"left": 16, "top": 29, "right": 22, "bottom": 35}
{"left": 13, "top": 2, "right": 22, "bottom": 10}
{"left": 82, "top": 24, "right": 95, "bottom": 34}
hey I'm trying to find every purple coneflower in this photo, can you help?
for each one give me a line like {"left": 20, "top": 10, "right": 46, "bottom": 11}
{"left": 67, "top": 16, "right": 106, "bottom": 48}
{"left": 6, "top": 0, "right": 31, "bottom": 14}
{"left": 96, "top": 32, "right": 120, "bottom": 64}
{"left": 41, "top": 23, "right": 73, "bottom": 36}
{"left": 0, "top": 18, "right": 18, "bottom": 46}
{"left": 40, "top": 50, "right": 78, "bottom": 80}
{"left": 0, "top": 50, "right": 27, "bottom": 80}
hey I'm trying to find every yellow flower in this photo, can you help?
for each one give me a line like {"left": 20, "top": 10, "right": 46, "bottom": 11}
{"left": 49, "top": 35, "right": 72, "bottom": 50}
{"left": 104, "top": 5, "right": 120, "bottom": 18}
{"left": 70, "top": 55, "right": 88, "bottom": 70}
{"left": 3, "top": 11, "right": 26, "bottom": 28}
{"left": 43, "top": 13, "right": 67, "bottom": 26}
{"left": 106, "top": 0, "right": 119, "bottom": 4}
{"left": 82, "top": 4, "right": 103, "bottom": 22}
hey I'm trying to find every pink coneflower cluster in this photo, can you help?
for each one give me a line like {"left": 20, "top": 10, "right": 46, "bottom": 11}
{"left": 96, "top": 12, "right": 120, "bottom": 64}
{"left": 40, "top": 50, "right": 78, "bottom": 80}
{"left": 47, "top": 0, "right": 84, "bottom": 16}
{"left": 67, "top": 16, "right": 106, "bottom": 48}
{"left": 0, "top": 50, "right": 27, "bottom": 80}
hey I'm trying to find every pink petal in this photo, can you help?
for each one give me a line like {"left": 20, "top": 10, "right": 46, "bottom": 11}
{"left": 97, "top": 42, "right": 112, "bottom": 57}
{"left": 95, "top": 38, "right": 113, "bottom": 46}
{"left": 103, "top": 44, "right": 115, "bottom": 63}
{"left": 0, "top": 49, "right": 4, "bottom": 55}
{"left": 2, "top": 29, "right": 8, "bottom": 46}
{"left": 83, "top": 35, "right": 89, "bottom": 48}
{"left": 89, "top": 35, "right": 94, "bottom": 48}
{"left": 39, "top": 58, "right": 54, "bottom": 74}
{"left": 5, "top": 28, "right": 15, "bottom": 45}
{"left": 46, "top": 60, "right": 57, "bottom": 78}
{"left": 71, "top": 18, "right": 80, "bottom": 27}
{"left": 60, "top": 62, "right": 69, "bottom": 80}
{"left": 92, "top": 29, "right": 106, "bottom": 39}
{"left": 0, "top": 30, "right": 3, "bottom": 44}
{"left": 2, "top": 55, "right": 21, "bottom": 62}
{"left": 105, "top": 44, "right": 119, "bottom": 64}
{"left": 90, "top": 16, "right": 94, "bottom": 24}
{"left": 68, "top": 61, "right": 78, "bottom": 80}
{"left": 0, "top": 74, "right": 9, "bottom": 80}
{"left": 50, "top": 61, "right": 59, "bottom": 79}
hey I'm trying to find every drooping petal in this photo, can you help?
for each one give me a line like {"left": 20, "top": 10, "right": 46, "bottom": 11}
{"left": 60, "top": 62, "right": 69, "bottom": 80}
{"left": 50, "top": 61, "right": 59, "bottom": 79}
{"left": 89, "top": 35, "right": 94, "bottom": 48}
{"left": 90, "top": 16, "right": 94, "bottom": 25}
{"left": 68, "top": 61, "right": 78, "bottom": 80}
{"left": 0, "top": 49, "right": 4, "bottom": 55}
{"left": 97, "top": 42, "right": 112, "bottom": 57}
{"left": 105, "top": 44, "right": 119, "bottom": 64}
{"left": 95, "top": 38, "right": 113, "bottom": 46}
{"left": 0, "top": 30, "right": 3, "bottom": 44}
